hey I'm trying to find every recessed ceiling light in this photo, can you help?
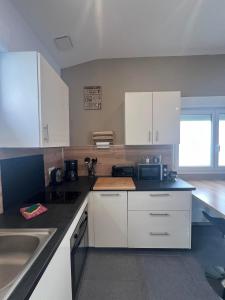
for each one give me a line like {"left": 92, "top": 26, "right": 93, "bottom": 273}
{"left": 54, "top": 36, "right": 73, "bottom": 51}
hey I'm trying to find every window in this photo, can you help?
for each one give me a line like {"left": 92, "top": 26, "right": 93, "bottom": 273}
{"left": 179, "top": 115, "right": 212, "bottom": 167}
{"left": 178, "top": 108, "right": 225, "bottom": 173}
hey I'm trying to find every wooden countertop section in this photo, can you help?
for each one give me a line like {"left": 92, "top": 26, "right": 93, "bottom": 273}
{"left": 189, "top": 180, "right": 225, "bottom": 217}
{"left": 93, "top": 177, "right": 136, "bottom": 191}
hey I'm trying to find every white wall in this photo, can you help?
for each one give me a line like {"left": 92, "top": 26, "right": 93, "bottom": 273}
{"left": 0, "top": 0, "right": 60, "bottom": 73}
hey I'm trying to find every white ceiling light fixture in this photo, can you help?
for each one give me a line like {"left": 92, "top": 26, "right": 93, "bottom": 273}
{"left": 54, "top": 35, "right": 73, "bottom": 51}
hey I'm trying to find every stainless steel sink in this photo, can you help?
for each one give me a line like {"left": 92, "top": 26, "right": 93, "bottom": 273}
{"left": 0, "top": 228, "right": 56, "bottom": 300}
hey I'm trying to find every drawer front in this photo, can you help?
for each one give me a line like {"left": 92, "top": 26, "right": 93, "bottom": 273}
{"left": 128, "top": 191, "right": 191, "bottom": 211}
{"left": 128, "top": 210, "right": 191, "bottom": 248}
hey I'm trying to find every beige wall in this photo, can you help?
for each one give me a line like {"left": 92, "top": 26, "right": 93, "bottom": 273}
{"left": 62, "top": 55, "right": 225, "bottom": 146}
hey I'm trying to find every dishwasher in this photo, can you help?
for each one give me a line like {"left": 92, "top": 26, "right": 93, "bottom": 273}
{"left": 70, "top": 206, "right": 88, "bottom": 299}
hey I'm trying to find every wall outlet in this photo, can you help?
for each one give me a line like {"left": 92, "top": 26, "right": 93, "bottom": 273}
{"left": 48, "top": 167, "right": 55, "bottom": 176}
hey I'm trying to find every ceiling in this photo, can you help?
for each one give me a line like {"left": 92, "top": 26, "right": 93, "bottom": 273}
{"left": 10, "top": 0, "right": 225, "bottom": 69}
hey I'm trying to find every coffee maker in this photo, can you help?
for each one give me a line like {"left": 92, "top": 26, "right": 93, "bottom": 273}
{"left": 64, "top": 160, "right": 78, "bottom": 181}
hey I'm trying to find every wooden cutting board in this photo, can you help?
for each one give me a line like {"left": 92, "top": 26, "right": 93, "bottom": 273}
{"left": 93, "top": 177, "right": 136, "bottom": 190}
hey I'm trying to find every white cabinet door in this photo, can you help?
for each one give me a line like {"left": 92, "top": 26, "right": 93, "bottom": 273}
{"left": 0, "top": 52, "right": 40, "bottom": 147}
{"left": 39, "top": 54, "right": 70, "bottom": 147}
{"left": 93, "top": 192, "right": 128, "bottom": 247}
{"left": 153, "top": 91, "right": 180, "bottom": 144}
{"left": 125, "top": 92, "right": 152, "bottom": 145}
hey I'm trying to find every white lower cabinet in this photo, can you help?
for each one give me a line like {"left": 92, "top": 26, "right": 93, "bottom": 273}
{"left": 29, "top": 198, "right": 88, "bottom": 300}
{"left": 128, "top": 210, "right": 191, "bottom": 248}
{"left": 93, "top": 192, "right": 127, "bottom": 247}
{"left": 91, "top": 191, "right": 192, "bottom": 249}
{"left": 127, "top": 191, "right": 192, "bottom": 249}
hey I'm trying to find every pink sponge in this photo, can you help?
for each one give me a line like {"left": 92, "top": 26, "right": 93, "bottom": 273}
{"left": 20, "top": 203, "right": 48, "bottom": 220}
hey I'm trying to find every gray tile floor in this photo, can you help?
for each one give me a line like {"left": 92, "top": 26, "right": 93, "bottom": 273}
{"left": 77, "top": 226, "right": 224, "bottom": 300}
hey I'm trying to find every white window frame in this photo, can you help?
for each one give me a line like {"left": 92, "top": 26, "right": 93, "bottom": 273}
{"left": 176, "top": 97, "right": 225, "bottom": 174}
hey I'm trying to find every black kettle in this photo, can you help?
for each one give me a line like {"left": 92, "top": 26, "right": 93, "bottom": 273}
{"left": 50, "top": 168, "right": 64, "bottom": 186}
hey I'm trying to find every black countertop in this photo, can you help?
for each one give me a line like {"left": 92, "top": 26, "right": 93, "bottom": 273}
{"left": 0, "top": 177, "right": 95, "bottom": 300}
{"left": 0, "top": 176, "right": 194, "bottom": 300}
{"left": 133, "top": 178, "right": 195, "bottom": 191}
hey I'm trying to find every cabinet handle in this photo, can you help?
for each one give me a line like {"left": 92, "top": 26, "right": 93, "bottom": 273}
{"left": 149, "top": 193, "right": 170, "bottom": 197}
{"left": 43, "top": 124, "right": 49, "bottom": 142}
{"left": 148, "top": 130, "right": 151, "bottom": 143}
{"left": 155, "top": 130, "right": 159, "bottom": 142}
{"left": 149, "top": 232, "right": 169, "bottom": 236}
{"left": 216, "top": 144, "right": 221, "bottom": 152}
{"left": 100, "top": 193, "right": 121, "bottom": 197}
{"left": 149, "top": 213, "right": 170, "bottom": 217}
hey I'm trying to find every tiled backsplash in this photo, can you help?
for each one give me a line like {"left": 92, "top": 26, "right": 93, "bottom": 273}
{"left": 0, "top": 145, "right": 174, "bottom": 213}
{"left": 64, "top": 145, "right": 174, "bottom": 176}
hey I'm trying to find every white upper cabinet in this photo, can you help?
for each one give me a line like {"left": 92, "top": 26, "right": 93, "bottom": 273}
{"left": 153, "top": 91, "right": 180, "bottom": 145}
{"left": 0, "top": 52, "right": 69, "bottom": 148}
{"left": 125, "top": 92, "right": 153, "bottom": 145}
{"left": 125, "top": 91, "right": 180, "bottom": 145}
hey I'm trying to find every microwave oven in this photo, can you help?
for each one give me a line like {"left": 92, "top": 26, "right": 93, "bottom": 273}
{"left": 137, "top": 163, "right": 167, "bottom": 181}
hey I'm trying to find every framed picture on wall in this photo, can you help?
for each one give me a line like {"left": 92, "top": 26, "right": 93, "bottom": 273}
{"left": 83, "top": 86, "right": 102, "bottom": 110}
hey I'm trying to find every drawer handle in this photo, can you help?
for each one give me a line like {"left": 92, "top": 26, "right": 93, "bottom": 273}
{"left": 149, "top": 232, "right": 169, "bottom": 236}
{"left": 100, "top": 193, "right": 121, "bottom": 197}
{"left": 149, "top": 194, "right": 170, "bottom": 197}
{"left": 149, "top": 213, "right": 170, "bottom": 217}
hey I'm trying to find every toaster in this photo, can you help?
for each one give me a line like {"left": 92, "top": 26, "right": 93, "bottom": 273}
{"left": 112, "top": 165, "right": 135, "bottom": 177}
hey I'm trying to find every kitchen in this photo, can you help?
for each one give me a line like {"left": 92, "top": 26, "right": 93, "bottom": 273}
{"left": 1, "top": 1, "right": 225, "bottom": 300}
